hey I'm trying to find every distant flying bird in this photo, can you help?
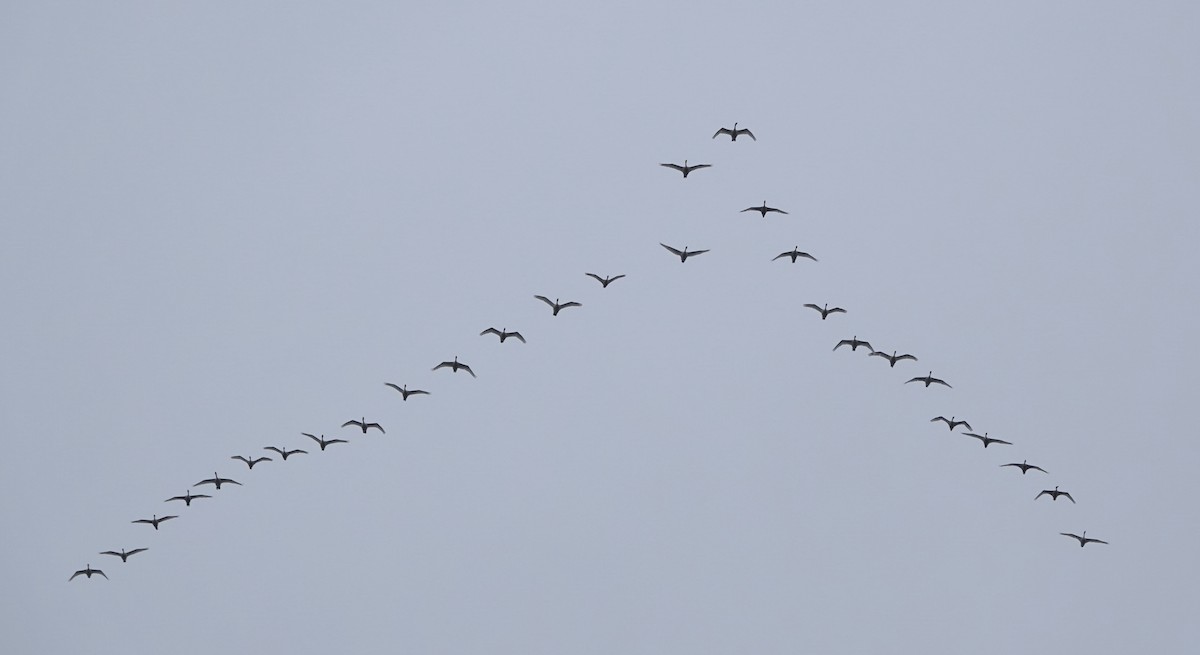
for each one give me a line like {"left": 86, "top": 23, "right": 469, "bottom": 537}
{"left": 834, "top": 336, "right": 873, "bottom": 352}
{"left": 659, "top": 160, "right": 712, "bottom": 178}
{"left": 803, "top": 303, "right": 846, "bottom": 320}
{"left": 534, "top": 296, "right": 582, "bottom": 316}
{"left": 660, "top": 243, "right": 709, "bottom": 262}
{"left": 132, "top": 514, "right": 177, "bottom": 530}
{"left": 384, "top": 383, "right": 430, "bottom": 400}
{"left": 1001, "top": 460, "right": 1048, "bottom": 475}
{"left": 100, "top": 548, "right": 147, "bottom": 563}
{"left": 962, "top": 432, "right": 1011, "bottom": 448}
{"left": 194, "top": 472, "right": 242, "bottom": 490}
{"left": 744, "top": 201, "right": 788, "bottom": 217}
{"left": 930, "top": 415, "right": 972, "bottom": 432}
{"left": 342, "top": 417, "right": 385, "bottom": 434}
{"left": 906, "top": 371, "right": 952, "bottom": 388}
{"left": 165, "top": 490, "right": 211, "bottom": 506}
{"left": 1061, "top": 531, "right": 1108, "bottom": 547}
{"left": 69, "top": 565, "right": 107, "bottom": 581}
{"left": 432, "top": 356, "right": 476, "bottom": 378}
{"left": 772, "top": 247, "right": 817, "bottom": 262}
{"left": 1036, "top": 486, "right": 1076, "bottom": 503}
{"left": 871, "top": 350, "right": 918, "bottom": 367}
{"left": 231, "top": 454, "right": 272, "bottom": 469}
{"left": 712, "top": 123, "right": 756, "bottom": 141}
{"left": 264, "top": 446, "right": 307, "bottom": 460}
{"left": 481, "top": 327, "right": 526, "bottom": 343}
{"left": 303, "top": 432, "right": 349, "bottom": 451}
{"left": 585, "top": 273, "right": 626, "bottom": 288}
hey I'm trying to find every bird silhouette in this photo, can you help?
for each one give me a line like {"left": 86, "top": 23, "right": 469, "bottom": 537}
{"left": 165, "top": 490, "right": 211, "bottom": 506}
{"left": 962, "top": 432, "right": 1011, "bottom": 448}
{"left": 533, "top": 296, "right": 582, "bottom": 316}
{"left": 384, "top": 383, "right": 430, "bottom": 400}
{"left": 69, "top": 565, "right": 107, "bottom": 581}
{"left": 772, "top": 247, "right": 816, "bottom": 262}
{"left": 659, "top": 160, "right": 712, "bottom": 178}
{"left": 480, "top": 327, "right": 526, "bottom": 343}
{"left": 712, "top": 123, "right": 755, "bottom": 141}
{"left": 342, "top": 417, "right": 385, "bottom": 433}
{"left": 803, "top": 303, "right": 846, "bottom": 320}
{"left": 660, "top": 243, "right": 709, "bottom": 262}
{"left": 231, "top": 455, "right": 272, "bottom": 469}
{"left": 1061, "top": 531, "right": 1107, "bottom": 547}
{"left": 99, "top": 548, "right": 148, "bottom": 563}
{"left": 870, "top": 350, "right": 918, "bottom": 367}
{"left": 1036, "top": 486, "right": 1075, "bottom": 503}
{"left": 744, "top": 201, "right": 788, "bottom": 217}
{"left": 1000, "top": 460, "right": 1048, "bottom": 475}
{"left": 906, "top": 372, "right": 951, "bottom": 388}
{"left": 432, "top": 357, "right": 476, "bottom": 378}
{"left": 834, "top": 336, "right": 873, "bottom": 352}
{"left": 264, "top": 446, "right": 307, "bottom": 460}
{"left": 930, "top": 415, "right": 972, "bottom": 431}
{"left": 303, "top": 433, "right": 349, "bottom": 450}
{"left": 585, "top": 273, "right": 626, "bottom": 288}
{"left": 194, "top": 472, "right": 242, "bottom": 490}
{"left": 132, "top": 514, "right": 177, "bottom": 530}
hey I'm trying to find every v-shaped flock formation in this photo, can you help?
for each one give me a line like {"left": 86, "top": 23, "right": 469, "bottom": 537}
{"left": 70, "top": 123, "right": 1109, "bottom": 581}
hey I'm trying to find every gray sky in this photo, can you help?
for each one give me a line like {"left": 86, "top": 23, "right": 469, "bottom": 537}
{"left": 3, "top": 2, "right": 1199, "bottom": 653}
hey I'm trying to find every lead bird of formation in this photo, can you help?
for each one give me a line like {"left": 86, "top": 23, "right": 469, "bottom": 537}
{"left": 70, "top": 121, "right": 1108, "bottom": 580}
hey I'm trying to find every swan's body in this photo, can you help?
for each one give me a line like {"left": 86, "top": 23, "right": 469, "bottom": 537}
{"left": 659, "top": 160, "right": 712, "bottom": 178}
{"left": 930, "top": 415, "right": 972, "bottom": 431}
{"left": 303, "top": 432, "right": 349, "bottom": 450}
{"left": 534, "top": 296, "right": 582, "bottom": 316}
{"left": 165, "top": 490, "right": 211, "bottom": 506}
{"left": 1001, "top": 459, "right": 1047, "bottom": 474}
{"left": 713, "top": 123, "right": 755, "bottom": 141}
{"left": 132, "top": 514, "right": 177, "bottom": 530}
{"left": 231, "top": 455, "right": 272, "bottom": 469}
{"left": 481, "top": 327, "right": 526, "bottom": 343}
{"left": 432, "top": 357, "right": 476, "bottom": 378}
{"left": 803, "top": 303, "right": 845, "bottom": 320}
{"left": 1061, "top": 531, "right": 1107, "bottom": 547}
{"left": 194, "top": 472, "right": 242, "bottom": 490}
{"left": 871, "top": 350, "right": 918, "bottom": 367}
{"left": 69, "top": 565, "right": 107, "bottom": 581}
{"left": 264, "top": 446, "right": 307, "bottom": 460}
{"left": 586, "top": 273, "right": 626, "bottom": 288}
{"left": 1036, "top": 486, "right": 1075, "bottom": 503}
{"left": 745, "top": 202, "right": 788, "bottom": 217}
{"left": 962, "top": 432, "right": 1011, "bottom": 448}
{"left": 384, "top": 383, "right": 430, "bottom": 400}
{"left": 834, "top": 336, "right": 873, "bottom": 352}
{"left": 100, "top": 548, "right": 147, "bottom": 563}
{"left": 660, "top": 243, "right": 709, "bottom": 262}
{"left": 773, "top": 247, "right": 816, "bottom": 262}
{"left": 906, "top": 371, "right": 951, "bottom": 388}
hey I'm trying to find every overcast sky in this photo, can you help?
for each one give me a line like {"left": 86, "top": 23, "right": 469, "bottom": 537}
{"left": 3, "top": 2, "right": 1199, "bottom": 654}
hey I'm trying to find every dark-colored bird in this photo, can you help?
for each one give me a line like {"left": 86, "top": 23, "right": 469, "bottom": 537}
{"left": 585, "top": 273, "right": 626, "bottom": 288}
{"left": 534, "top": 296, "right": 582, "bottom": 316}
{"left": 132, "top": 514, "right": 177, "bottom": 530}
{"left": 871, "top": 350, "right": 918, "bottom": 367}
{"left": 1001, "top": 460, "right": 1048, "bottom": 475}
{"left": 231, "top": 455, "right": 272, "bottom": 469}
{"left": 963, "top": 432, "right": 1011, "bottom": 448}
{"left": 659, "top": 160, "right": 712, "bottom": 178}
{"left": 342, "top": 417, "right": 385, "bottom": 433}
{"left": 834, "top": 336, "right": 873, "bottom": 352}
{"left": 264, "top": 446, "right": 307, "bottom": 460}
{"left": 906, "top": 371, "right": 951, "bottom": 388}
{"left": 432, "top": 357, "right": 476, "bottom": 378}
{"left": 712, "top": 123, "right": 755, "bottom": 141}
{"left": 744, "top": 201, "right": 788, "bottom": 217}
{"left": 803, "top": 303, "right": 846, "bottom": 320}
{"left": 1061, "top": 531, "right": 1107, "bottom": 547}
{"left": 165, "top": 490, "right": 211, "bottom": 506}
{"left": 303, "top": 432, "right": 349, "bottom": 451}
{"left": 194, "top": 472, "right": 242, "bottom": 490}
{"left": 930, "top": 415, "right": 972, "bottom": 432}
{"left": 481, "top": 327, "right": 526, "bottom": 343}
{"left": 69, "top": 565, "right": 107, "bottom": 581}
{"left": 660, "top": 243, "right": 709, "bottom": 262}
{"left": 1036, "top": 486, "right": 1076, "bottom": 503}
{"left": 384, "top": 383, "right": 430, "bottom": 400}
{"left": 772, "top": 247, "right": 817, "bottom": 262}
{"left": 100, "top": 548, "right": 147, "bottom": 563}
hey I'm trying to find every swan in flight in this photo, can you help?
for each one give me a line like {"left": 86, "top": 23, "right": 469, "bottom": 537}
{"left": 803, "top": 303, "right": 845, "bottom": 320}
{"left": 930, "top": 416, "right": 972, "bottom": 431}
{"left": 870, "top": 350, "right": 917, "bottom": 367}
{"left": 772, "top": 247, "right": 817, "bottom": 263}
{"left": 384, "top": 383, "right": 430, "bottom": 400}
{"left": 194, "top": 472, "right": 242, "bottom": 490}
{"left": 100, "top": 548, "right": 147, "bottom": 563}
{"left": 1036, "top": 486, "right": 1075, "bottom": 503}
{"left": 712, "top": 123, "right": 755, "bottom": 141}
{"left": 303, "top": 433, "right": 349, "bottom": 450}
{"left": 834, "top": 336, "right": 873, "bottom": 352}
{"left": 132, "top": 514, "right": 177, "bottom": 530}
{"left": 432, "top": 357, "right": 476, "bottom": 378}
{"left": 962, "top": 432, "right": 1011, "bottom": 448}
{"left": 69, "top": 565, "right": 107, "bottom": 581}
{"left": 585, "top": 273, "right": 626, "bottom": 288}
{"left": 264, "top": 446, "right": 307, "bottom": 460}
{"left": 231, "top": 455, "right": 272, "bottom": 469}
{"left": 534, "top": 296, "right": 582, "bottom": 316}
{"left": 906, "top": 372, "right": 951, "bottom": 388}
{"left": 744, "top": 202, "right": 788, "bottom": 217}
{"left": 165, "top": 490, "right": 211, "bottom": 506}
{"left": 1000, "top": 460, "right": 1047, "bottom": 475}
{"left": 342, "top": 417, "right": 385, "bottom": 433}
{"left": 660, "top": 243, "right": 709, "bottom": 262}
{"left": 659, "top": 160, "right": 712, "bottom": 178}
{"left": 1061, "top": 531, "right": 1107, "bottom": 547}
{"left": 481, "top": 327, "right": 526, "bottom": 343}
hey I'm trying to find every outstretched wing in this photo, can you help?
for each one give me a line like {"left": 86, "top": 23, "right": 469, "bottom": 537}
{"left": 895, "top": 354, "right": 917, "bottom": 362}
{"left": 963, "top": 432, "right": 986, "bottom": 443}
{"left": 1036, "top": 490, "right": 1051, "bottom": 500}
{"left": 713, "top": 128, "right": 732, "bottom": 139}
{"left": 659, "top": 243, "right": 683, "bottom": 256}
{"left": 560, "top": 301, "right": 582, "bottom": 309}
{"left": 264, "top": 446, "right": 285, "bottom": 456}
{"left": 828, "top": 307, "right": 846, "bottom": 314}
{"left": 773, "top": 252, "right": 790, "bottom": 261}
{"left": 1028, "top": 464, "right": 1048, "bottom": 474}
{"left": 126, "top": 548, "right": 148, "bottom": 557}
{"left": 1060, "top": 532, "right": 1083, "bottom": 544}
{"left": 480, "top": 327, "right": 501, "bottom": 337}
{"left": 69, "top": 570, "right": 84, "bottom": 581}
{"left": 931, "top": 416, "right": 950, "bottom": 425}
{"left": 533, "top": 295, "right": 555, "bottom": 308}
{"left": 1085, "top": 538, "right": 1108, "bottom": 545}
{"left": 585, "top": 273, "right": 604, "bottom": 284}
{"left": 365, "top": 423, "right": 385, "bottom": 433}
{"left": 460, "top": 364, "right": 477, "bottom": 378}
{"left": 835, "top": 340, "right": 852, "bottom": 351}
{"left": 99, "top": 551, "right": 121, "bottom": 558}
{"left": 1062, "top": 492, "right": 1076, "bottom": 503}
{"left": 659, "top": 163, "right": 685, "bottom": 172}
{"left": 932, "top": 378, "right": 952, "bottom": 388}
{"left": 803, "top": 304, "right": 822, "bottom": 312}
{"left": 327, "top": 438, "right": 349, "bottom": 445}
{"left": 341, "top": 420, "right": 364, "bottom": 429}
{"left": 302, "top": 433, "right": 320, "bottom": 445}
{"left": 689, "top": 163, "right": 712, "bottom": 171}
{"left": 510, "top": 331, "right": 527, "bottom": 343}
{"left": 796, "top": 251, "right": 817, "bottom": 261}
{"left": 689, "top": 249, "right": 710, "bottom": 256}
{"left": 738, "top": 128, "right": 757, "bottom": 140}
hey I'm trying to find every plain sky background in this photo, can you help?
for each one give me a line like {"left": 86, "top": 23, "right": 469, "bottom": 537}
{"left": 3, "top": 2, "right": 1199, "bottom": 653}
